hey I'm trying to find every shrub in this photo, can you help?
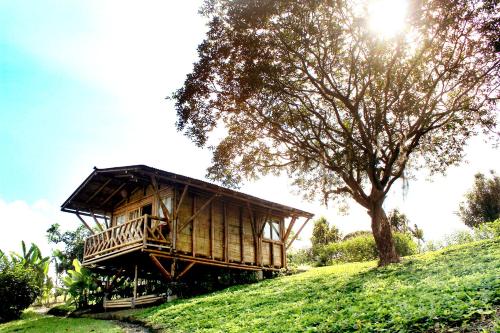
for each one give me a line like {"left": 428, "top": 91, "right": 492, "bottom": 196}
{"left": 474, "top": 218, "right": 500, "bottom": 238}
{"left": 394, "top": 232, "right": 418, "bottom": 256}
{"left": 319, "top": 232, "right": 417, "bottom": 265}
{"left": 0, "top": 263, "right": 40, "bottom": 322}
{"left": 287, "top": 248, "right": 313, "bottom": 267}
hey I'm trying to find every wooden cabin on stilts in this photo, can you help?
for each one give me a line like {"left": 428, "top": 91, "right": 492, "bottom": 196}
{"left": 61, "top": 165, "right": 313, "bottom": 309}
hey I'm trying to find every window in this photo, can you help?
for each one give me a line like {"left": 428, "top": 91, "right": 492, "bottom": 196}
{"left": 115, "top": 214, "right": 126, "bottom": 226}
{"left": 263, "top": 222, "right": 272, "bottom": 239}
{"left": 158, "top": 196, "right": 173, "bottom": 218}
{"left": 263, "top": 220, "right": 281, "bottom": 240}
{"left": 271, "top": 221, "right": 281, "bottom": 240}
{"left": 128, "top": 208, "right": 140, "bottom": 221}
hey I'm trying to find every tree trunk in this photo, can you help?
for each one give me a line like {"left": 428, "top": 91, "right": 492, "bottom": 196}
{"left": 368, "top": 202, "right": 400, "bottom": 266}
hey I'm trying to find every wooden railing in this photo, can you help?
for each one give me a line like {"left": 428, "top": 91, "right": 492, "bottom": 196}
{"left": 83, "top": 215, "right": 170, "bottom": 261}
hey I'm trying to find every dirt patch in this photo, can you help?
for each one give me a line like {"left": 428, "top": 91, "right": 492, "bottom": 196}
{"left": 81, "top": 309, "right": 156, "bottom": 333}
{"left": 114, "top": 320, "right": 152, "bottom": 333}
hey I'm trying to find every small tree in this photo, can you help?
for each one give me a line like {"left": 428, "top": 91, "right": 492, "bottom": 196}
{"left": 387, "top": 209, "right": 424, "bottom": 243}
{"left": 311, "top": 217, "right": 341, "bottom": 245}
{"left": 387, "top": 209, "right": 411, "bottom": 233}
{"left": 458, "top": 171, "right": 500, "bottom": 227}
{"left": 311, "top": 217, "right": 342, "bottom": 256}
{"left": 47, "top": 223, "right": 90, "bottom": 275}
{"left": 173, "top": 0, "right": 499, "bottom": 265}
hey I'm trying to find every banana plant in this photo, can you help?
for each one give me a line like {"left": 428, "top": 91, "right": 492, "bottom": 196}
{"left": 63, "top": 259, "right": 98, "bottom": 308}
{"left": 10, "top": 241, "right": 50, "bottom": 288}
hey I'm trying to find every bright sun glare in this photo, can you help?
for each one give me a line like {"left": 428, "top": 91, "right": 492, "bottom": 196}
{"left": 368, "top": 0, "right": 408, "bottom": 38}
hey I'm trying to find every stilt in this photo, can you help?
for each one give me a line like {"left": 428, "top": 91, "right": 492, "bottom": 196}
{"left": 171, "top": 259, "right": 177, "bottom": 279}
{"left": 132, "top": 264, "right": 138, "bottom": 308}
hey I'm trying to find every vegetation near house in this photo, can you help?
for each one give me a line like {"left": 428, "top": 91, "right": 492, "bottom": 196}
{"left": 47, "top": 223, "right": 90, "bottom": 275}
{"left": 0, "top": 242, "right": 50, "bottom": 322}
{"left": 173, "top": 0, "right": 499, "bottom": 265}
{"left": 131, "top": 239, "right": 499, "bottom": 332}
{"left": 318, "top": 232, "right": 417, "bottom": 265}
{"left": 0, "top": 261, "right": 39, "bottom": 323}
{"left": 458, "top": 171, "right": 500, "bottom": 227}
{"left": 311, "top": 217, "right": 342, "bottom": 255}
{"left": 295, "top": 214, "right": 421, "bottom": 267}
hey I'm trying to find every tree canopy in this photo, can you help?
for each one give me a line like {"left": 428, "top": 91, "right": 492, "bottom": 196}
{"left": 458, "top": 171, "right": 500, "bottom": 227}
{"left": 47, "top": 223, "right": 90, "bottom": 275}
{"left": 174, "top": 0, "right": 499, "bottom": 265}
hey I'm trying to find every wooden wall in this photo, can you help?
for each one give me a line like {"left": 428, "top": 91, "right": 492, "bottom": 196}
{"left": 111, "top": 183, "right": 285, "bottom": 269}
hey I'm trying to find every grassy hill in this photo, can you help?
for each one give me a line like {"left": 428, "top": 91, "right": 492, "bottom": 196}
{"left": 134, "top": 239, "right": 499, "bottom": 332}
{"left": 1, "top": 239, "right": 497, "bottom": 333}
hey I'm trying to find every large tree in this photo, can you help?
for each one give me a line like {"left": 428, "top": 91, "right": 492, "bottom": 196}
{"left": 173, "top": 0, "right": 499, "bottom": 265}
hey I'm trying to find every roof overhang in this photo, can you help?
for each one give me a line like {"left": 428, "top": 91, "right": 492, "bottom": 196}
{"left": 61, "top": 165, "right": 314, "bottom": 219}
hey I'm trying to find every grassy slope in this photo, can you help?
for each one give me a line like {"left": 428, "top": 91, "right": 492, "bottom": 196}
{"left": 0, "top": 311, "right": 123, "bottom": 333}
{"left": 135, "top": 239, "right": 499, "bottom": 332}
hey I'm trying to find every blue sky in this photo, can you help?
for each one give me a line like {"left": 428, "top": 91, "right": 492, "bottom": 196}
{"left": 0, "top": 1, "right": 498, "bottom": 256}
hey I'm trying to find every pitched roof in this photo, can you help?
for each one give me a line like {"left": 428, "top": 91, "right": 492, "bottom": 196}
{"left": 61, "top": 165, "right": 313, "bottom": 219}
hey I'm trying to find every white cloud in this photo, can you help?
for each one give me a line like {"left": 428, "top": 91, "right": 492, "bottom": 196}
{"left": 0, "top": 198, "right": 78, "bottom": 257}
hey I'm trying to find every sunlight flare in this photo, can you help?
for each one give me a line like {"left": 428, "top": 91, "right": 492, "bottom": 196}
{"left": 367, "top": 0, "right": 408, "bottom": 38}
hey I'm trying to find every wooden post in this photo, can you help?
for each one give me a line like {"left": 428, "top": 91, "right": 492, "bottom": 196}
{"left": 192, "top": 195, "right": 196, "bottom": 257}
{"left": 171, "top": 259, "right": 177, "bottom": 280}
{"left": 104, "top": 216, "right": 109, "bottom": 229}
{"left": 90, "top": 210, "right": 105, "bottom": 232}
{"left": 258, "top": 218, "right": 264, "bottom": 267}
{"left": 178, "top": 193, "right": 218, "bottom": 232}
{"left": 75, "top": 212, "right": 95, "bottom": 235}
{"left": 270, "top": 240, "right": 274, "bottom": 268}
{"left": 209, "top": 202, "right": 214, "bottom": 259}
{"left": 174, "top": 185, "right": 189, "bottom": 220}
{"left": 223, "top": 202, "right": 228, "bottom": 263}
{"left": 246, "top": 204, "right": 258, "bottom": 265}
{"left": 280, "top": 218, "right": 286, "bottom": 267}
{"left": 283, "top": 216, "right": 297, "bottom": 243}
{"left": 132, "top": 265, "right": 138, "bottom": 308}
{"left": 177, "top": 262, "right": 195, "bottom": 280}
{"left": 172, "top": 217, "right": 177, "bottom": 252}
{"left": 150, "top": 254, "right": 172, "bottom": 281}
{"left": 150, "top": 176, "right": 172, "bottom": 230}
{"left": 239, "top": 207, "right": 244, "bottom": 263}
{"left": 286, "top": 217, "right": 311, "bottom": 250}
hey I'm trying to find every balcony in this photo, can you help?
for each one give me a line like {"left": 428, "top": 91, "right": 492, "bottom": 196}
{"left": 83, "top": 215, "right": 170, "bottom": 264}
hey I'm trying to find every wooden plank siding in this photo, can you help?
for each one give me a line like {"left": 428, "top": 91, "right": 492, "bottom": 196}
{"left": 88, "top": 182, "right": 288, "bottom": 270}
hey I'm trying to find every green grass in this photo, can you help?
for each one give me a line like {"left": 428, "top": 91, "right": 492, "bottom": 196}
{"left": 134, "top": 239, "right": 500, "bottom": 332}
{"left": 0, "top": 311, "right": 123, "bottom": 333}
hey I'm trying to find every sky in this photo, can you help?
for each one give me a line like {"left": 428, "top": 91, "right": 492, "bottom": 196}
{"left": 0, "top": 1, "right": 499, "bottom": 257}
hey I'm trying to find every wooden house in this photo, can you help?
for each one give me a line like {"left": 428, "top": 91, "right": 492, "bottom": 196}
{"left": 61, "top": 165, "right": 313, "bottom": 307}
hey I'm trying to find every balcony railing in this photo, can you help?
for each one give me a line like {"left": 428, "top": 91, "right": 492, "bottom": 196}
{"left": 83, "top": 214, "right": 169, "bottom": 262}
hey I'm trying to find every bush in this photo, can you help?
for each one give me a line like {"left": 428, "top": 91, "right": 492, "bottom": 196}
{"left": 318, "top": 232, "right": 417, "bottom": 265}
{"left": 0, "top": 263, "right": 40, "bottom": 322}
{"left": 287, "top": 248, "right": 313, "bottom": 267}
